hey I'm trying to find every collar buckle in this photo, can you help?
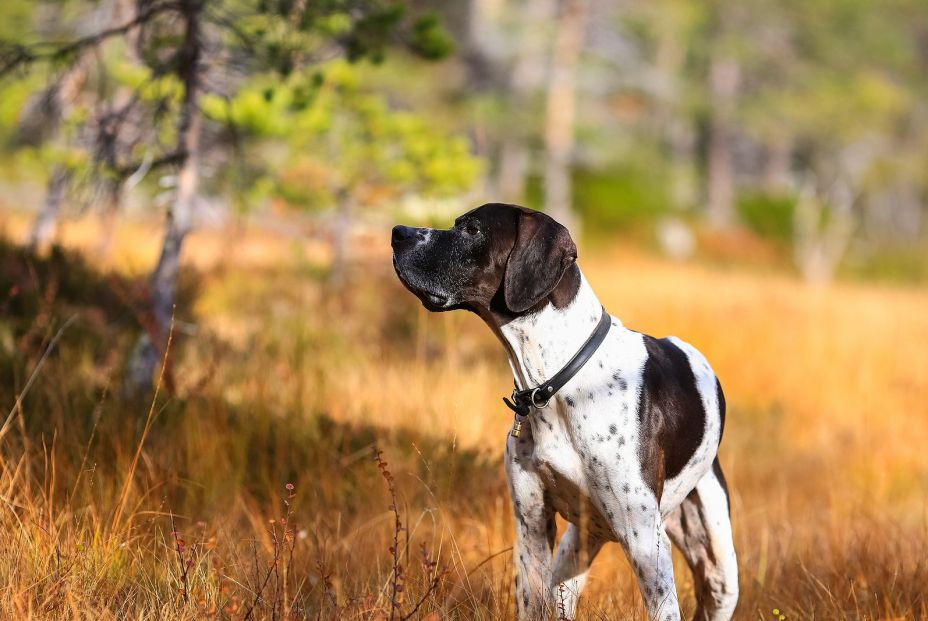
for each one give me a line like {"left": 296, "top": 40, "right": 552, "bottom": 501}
{"left": 501, "top": 306, "right": 612, "bottom": 424}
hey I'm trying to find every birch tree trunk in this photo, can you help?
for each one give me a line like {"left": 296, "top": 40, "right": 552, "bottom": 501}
{"left": 29, "top": 167, "right": 70, "bottom": 250}
{"left": 25, "top": 0, "right": 126, "bottom": 250}
{"left": 26, "top": 61, "right": 90, "bottom": 250}
{"left": 543, "top": 0, "right": 588, "bottom": 232}
{"left": 494, "top": 0, "right": 554, "bottom": 203}
{"left": 127, "top": 0, "right": 203, "bottom": 393}
{"left": 96, "top": 185, "right": 122, "bottom": 260}
{"left": 653, "top": 18, "right": 696, "bottom": 210}
{"left": 706, "top": 54, "right": 740, "bottom": 229}
{"left": 496, "top": 141, "right": 531, "bottom": 203}
{"left": 793, "top": 174, "right": 856, "bottom": 284}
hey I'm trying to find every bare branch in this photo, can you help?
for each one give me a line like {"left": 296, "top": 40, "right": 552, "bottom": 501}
{"left": 0, "top": 1, "right": 182, "bottom": 76}
{"left": 115, "top": 148, "right": 188, "bottom": 179}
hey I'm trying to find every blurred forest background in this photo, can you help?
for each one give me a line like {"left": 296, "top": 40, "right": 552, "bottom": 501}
{"left": 0, "top": 0, "right": 927, "bottom": 619}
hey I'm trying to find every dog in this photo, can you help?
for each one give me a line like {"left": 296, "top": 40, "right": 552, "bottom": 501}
{"left": 391, "top": 203, "right": 738, "bottom": 621}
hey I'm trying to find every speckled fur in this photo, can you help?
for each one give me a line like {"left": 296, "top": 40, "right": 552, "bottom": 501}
{"left": 499, "top": 272, "right": 738, "bottom": 621}
{"left": 392, "top": 206, "right": 738, "bottom": 620}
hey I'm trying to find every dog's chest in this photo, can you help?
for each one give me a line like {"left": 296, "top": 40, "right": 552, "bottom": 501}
{"left": 528, "top": 410, "right": 623, "bottom": 541}
{"left": 516, "top": 331, "right": 650, "bottom": 539}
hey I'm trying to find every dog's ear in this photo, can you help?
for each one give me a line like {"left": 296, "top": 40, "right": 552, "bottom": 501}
{"left": 503, "top": 210, "right": 577, "bottom": 313}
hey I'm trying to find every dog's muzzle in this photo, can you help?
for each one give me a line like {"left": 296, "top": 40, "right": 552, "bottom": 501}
{"left": 391, "top": 225, "right": 421, "bottom": 251}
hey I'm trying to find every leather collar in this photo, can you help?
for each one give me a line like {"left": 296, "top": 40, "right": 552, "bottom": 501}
{"left": 503, "top": 306, "right": 612, "bottom": 419}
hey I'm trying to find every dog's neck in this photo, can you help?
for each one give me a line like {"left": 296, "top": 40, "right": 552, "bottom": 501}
{"left": 489, "top": 269, "right": 616, "bottom": 390}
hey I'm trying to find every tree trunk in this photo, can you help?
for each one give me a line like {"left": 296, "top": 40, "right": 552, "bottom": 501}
{"left": 763, "top": 134, "right": 792, "bottom": 192}
{"left": 28, "top": 167, "right": 70, "bottom": 251}
{"left": 793, "top": 174, "right": 856, "bottom": 284}
{"left": 706, "top": 55, "right": 740, "bottom": 229}
{"left": 491, "top": 0, "right": 554, "bottom": 203}
{"left": 329, "top": 194, "right": 353, "bottom": 288}
{"left": 126, "top": 0, "right": 203, "bottom": 394}
{"left": 496, "top": 140, "right": 530, "bottom": 203}
{"left": 543, "top": 0, "right": 588, "bottom": 232}
{"left": 24, "top": 62, "right": 89, "bottom": 251}
{"left": 653, "top": 24, "right": 696, "bottom": 210}
{"left": 96, "top": 185, "right": 122, "bottom": 260}
{"left": 24, "top": 2, "right": 117, "bottom": 250}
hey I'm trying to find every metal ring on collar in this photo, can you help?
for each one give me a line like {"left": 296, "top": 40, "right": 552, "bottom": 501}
{"left": 530, "top": 387, "right": 549, "bottom": 409}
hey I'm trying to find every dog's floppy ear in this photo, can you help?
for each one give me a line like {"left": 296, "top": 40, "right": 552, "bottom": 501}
{"left": 503, "top": 210, "right": 577, "bottom": 313}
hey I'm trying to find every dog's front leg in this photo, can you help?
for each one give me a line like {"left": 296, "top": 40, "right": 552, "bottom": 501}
{"left": 584, "top": 443, "right": 680, "bottom": 620}
{"left": 505, "top": 434, "right": 556, "bottom": 620}
{"left": 602, "top": 487, "right": 681, "bottom": 621}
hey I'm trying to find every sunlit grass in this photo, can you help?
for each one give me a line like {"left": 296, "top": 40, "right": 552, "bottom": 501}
{"left": 0, "top": 213, "right": 926, "bottom": 619}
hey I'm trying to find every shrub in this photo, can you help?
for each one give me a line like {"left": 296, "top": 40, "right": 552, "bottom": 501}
{"left": 736, "top": 191, "right": 796, "bottom": 243}
{"left": 525, "top": 162, "right": 672, "bottom": 233}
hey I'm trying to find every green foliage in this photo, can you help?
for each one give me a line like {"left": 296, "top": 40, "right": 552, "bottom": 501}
{"left": 0, "top": 75, "right": 38, "bottom": 140}
{"left": 0, "top": 0, "right": 34, "bottom": 43}
{"left": 523, "top": 161, "right": 672, "bottom": 237}
{"left": 1, "top": 0, "right": 926, "bottom": 286}
{"left": 343, "top": 3, "right": 405, "bottom": 63}
{"left": 573, "top": 164, "right": 672, "bottom": 230}
{"left": 222, "top": 1, "right": 453, "bottom": 72}
{"left": 201, "top": 81, "right": 298, "bottom": 137}
{"left": 408, "top": 12, "right": 455, "bottom": 60}
{"left": 205, "top": 60, "right": 481, "bottom": 211}
{"left": 736, "top": 191, "right": 796, "bottom": 243}
{"left": 0, "top": 0, "right": 461, "bottom": 212}
{"left": 735, "top": 0, "right": 923, "bottom": 184}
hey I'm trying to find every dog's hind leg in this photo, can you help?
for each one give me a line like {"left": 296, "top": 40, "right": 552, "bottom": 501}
{"left": 550, "top": 523, "right": 604, "bottom": 620}
{"left": 664, "top": 460, "right": 739, "bottom": 621}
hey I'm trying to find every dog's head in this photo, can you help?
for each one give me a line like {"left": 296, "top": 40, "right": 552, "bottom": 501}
{"left": 391, "top": 203, "right": 578, "bottom": 316}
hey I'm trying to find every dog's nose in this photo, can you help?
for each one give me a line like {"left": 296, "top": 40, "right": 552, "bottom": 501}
{"left": 391, "top": 225, "right": 417, "bottom": 246}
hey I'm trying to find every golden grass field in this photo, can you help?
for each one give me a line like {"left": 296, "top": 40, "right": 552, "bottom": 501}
{"left": 0, "top": 213, "right": 926, "bottom": 620}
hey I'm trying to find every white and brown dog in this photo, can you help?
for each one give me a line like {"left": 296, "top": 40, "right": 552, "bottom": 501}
{"left": 391, "top": 204, "right": 738, "bottom": 621}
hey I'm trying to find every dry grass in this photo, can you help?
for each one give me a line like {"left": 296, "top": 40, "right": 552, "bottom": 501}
{"left": 0, "top": 213, "right": 926, "bottom": 620}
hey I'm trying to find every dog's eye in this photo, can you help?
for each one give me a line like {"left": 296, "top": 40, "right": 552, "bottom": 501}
{"left": 464, "top": 223, "right": 480, "bottom": 235}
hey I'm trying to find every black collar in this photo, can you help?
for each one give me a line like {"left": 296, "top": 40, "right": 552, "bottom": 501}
{"left": 503, "top": 306, "right": 612, "bottom": 420}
